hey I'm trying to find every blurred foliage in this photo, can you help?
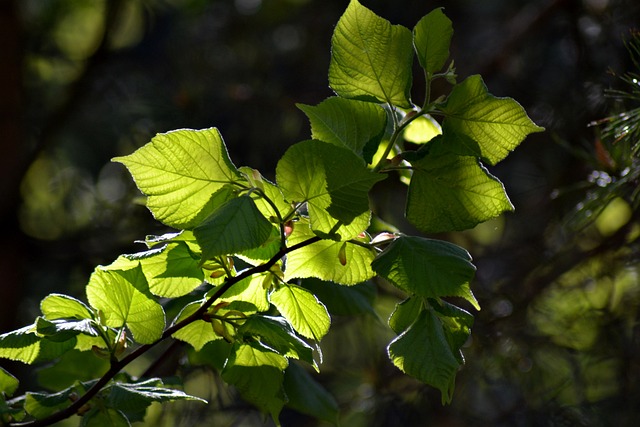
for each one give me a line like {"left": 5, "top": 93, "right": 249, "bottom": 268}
{"left": 3, "top": 0, "right": 640, "bottom": 425}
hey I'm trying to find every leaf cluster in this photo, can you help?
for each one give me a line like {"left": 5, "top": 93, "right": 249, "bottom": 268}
{"left": 0, "top": 1, "right": 542, "bottom": 426}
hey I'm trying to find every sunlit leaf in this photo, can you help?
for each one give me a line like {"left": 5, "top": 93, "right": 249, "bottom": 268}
{"left": 329, "top": 0, "right": 413, "bottom": 107}
{"left": 221, "top": 341, "right": 288, "bottom": 420}
{"left": 403, "top": 114, "right": 442, "bottom": 144}
{"left": 25, "top": 388, "right": 77, "bottom": 420}
{"left": 193, "top": 196, "right": 274, "bottom": 260}
{"left": 171, "top": 301, "right": 218, "bottom": 351}
{"left": 35, "top": 317, "right": 98, "bottom": 342}
{"left": 406, "top": 151, "right": 513, "bottom": 233}
{"left": 40, "top": 294, "right": 93, "bottom": 320}
{"left": 284, "top": 220, "right": 376, "bottom": 285}
{"left": 0, "top": 367, "right": 18, "bottom": 396}
{"left": 0, "top": 325, "right": 40, "bottom": 364}
{"left": 388, "top": 309, "right": 460, "bottom": 404}
{"left": 298, "top": 97, "right": 387, "bottom": 163}
{"left": 87, "top": 263, "right": 165, "bottom": 344}
{"left": 440, "top": 75, "right": 544, "bottom": 165}
{"left": 270, "top": 284, "right": 330, "bottom": 341}
{"left": 276, "top": 140, "right": 384, "bottom": 234}
{"left": 413, "top": 8, "right": 453, "bottom": 74}
{"left": 372, "top": 236, "right": 479, "bottom": 310}
{"left": 113, "top": 128, "right": 245, "bottom": 229}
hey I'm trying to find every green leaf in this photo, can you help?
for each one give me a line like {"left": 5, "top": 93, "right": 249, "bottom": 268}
{"left": 440, "top": 75, "right": 544, "bottom": 165}
{"left": 35, "top": 317, "right": 98, "bottom": 342}
{"left": 413, "top": 8, "right": 453, "bottom": 74}
{"left": 0, "top": 325, "right": 40, "bottom": 364}
{"left": 270, "top": 284, "right": 330, "bottom": 341}
{"left": 430, "top": 299, "right": 474, "bottom": 365}
{"left": 297, "top": 97, "right": 387, "bottom": 163}
{"left": 388, "top": 309, "right": 460, "bottom": 404}
{"left": 106, "top": 378, "right": 207, "bottom": 413}
{"left": 81, "top": 408, "right": 130, "bottom": 427}
{"left": 301, "top": 278, "right": 377, "bottom": 316}
{"left": 238, "top": 316, "right": 314, "bottom": 364}
{"left": 40, "top": 294, "right": 93, "bottom": 320}
{"left": 86, "top": 263, "right": 165, "bottom": 344}
{"left": 284, "top": 219, "right": 376, "bottom": 285}
{"left": 283, "top": 362, "right": 339, "bottom": 424}
{"left": 112, "top": 128, "right": 245, "bottom": 229}
{"left": 406, "top": 151, "right": 514, "bottom": 233}
{"left": 193, "top": 195, "right": 274, "bottom": 260}
{"left": 37, "top": 349, "right": 109, "bottom": 391}
{"left": 372, "top": 236, "right": 479, "bottom": 310}
{"left": 329, "top": 0, "right": 413, "bottom": 107}
{"left": 276, "top": 140, "right": 384, "bottom": 234}
{"left": 125, "top": 243, "right": 204, "bottom": 298}
{"left": 215, "top": 273, "right": 270, "bottom": 312}
{"left": 25, "top": 387, "right": 77, "bottom": 419}
{"left": 171, "top": 301, "right": 218, "bottom": 351}
{"left": 221, "top": 341, "right": 288, "bottom": 420}
{"left": 0, "top": 367, "right": 18, "bottom": 397}
{"left": 389, "top": 296, "right": 424, "bottom": 334}
{"left": 403, "top": 114, "right": 441, "bottom": 144}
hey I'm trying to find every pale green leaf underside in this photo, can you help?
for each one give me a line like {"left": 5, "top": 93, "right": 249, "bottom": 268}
{"left": 222, "top": 342, "right": 288, "bottom": 420}
{"left": 86, "top": 263, "right": 165, "bottom": 344}
{"left": 270, "top": 284, "right": 330, "bottom": 341}
{"left": 329, "top": 0, "right": 413, "bottom": 107}
{"left": 297, "top": 97, "right": 386, "bottom": 162}
{"left": 112, "top": 127, "right": 244, "bottom": 229}
{"left": 406, "top": 153, "right": 514, "bottom": 233}
{"left": 285, "top": 221, "right": 376, "bottom": 285}
{"left": 388, "top": 309, "right": 461, "bottom": 404}
{"left": 372, "top": 236, "right": 478, "bottom": 310}
{"left": 441, "top": 75, "right": 544, "bottom": 165}
{"left": 413, "top": 8, "right": 453, "bottom": 74}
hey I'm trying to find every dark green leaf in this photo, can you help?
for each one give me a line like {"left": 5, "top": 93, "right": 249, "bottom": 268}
{"left": 35, "top": 317, "right": 97, "bottom": 342}
{"left": 301, "top": 278, "right": 377, "bottom": 316}
{"left": 193, "top": 195, "right": 274, "bottom": 260}
{"left": 37, "top": 350, "right": 109, "bottom": 391}
{"left": 239, "top": 315, "right": 314, "bottom": 364}
{"left": 388, "top": 309, "right": 460, "bottom": 404}
{"left": 372, "top": 236, "right": 479, "bottom": 310}
{"left": 106, "top": 378, "right": 206, "bottom": 413}
{"left": 389, "top": 296, "right": 424, "bottom": 334}
{"left": 283, "top": 362, "right": 339, "bottom": 423}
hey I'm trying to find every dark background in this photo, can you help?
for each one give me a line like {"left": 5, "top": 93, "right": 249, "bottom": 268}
{"left": 2, "top": 0, "right": 640, "bottom": 425}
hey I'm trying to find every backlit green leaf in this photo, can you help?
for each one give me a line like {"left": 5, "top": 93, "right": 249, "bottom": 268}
{"left": 372, "top": 236, "right": 478, "bottom": 310}
{"left": 86, "top": 263, "right": 165, "bottom": 344}
{"left": 125, "top": 243, "right": 204, "bottom": 298}
{"left": 35, "top": 317, "right": 98, "bottom": 342}
{"left": 413, "top": 8, "right": 453, "bottom": 74}
{"left": 171, "top": 301, "right": 218, "bottom": 351}
{"left": 329, "top": 0, "right": 413, "bottom": 107}
{"left": 440, "top": 75, "right": 544, "bottom": 165}
{"left": 25, "top": 388, "right": 77, "bottom": 420}
{"left": 193, "top": 195, "right": 274, "bottom": 260}
{"left": 0, "top": 325, "right": 40, "bottom": 364}
{"left": 276, "top": 140, "right": 384, "bottom": 234}
{"left": 388, "top": 309, "right": 460, "bottom": 404}
{"left": 112, "top": 128, "right": 245, "bottom": 229}
{"left": 40, "top": 294, "right": 92, "bottom": 320}
{"left": 298, "top": 97, "right": 387, "bottom": 162}
{"left": 0, "top": 367, "right": 18, "bottom": 396}
{"left": 221, "top": 341, "right": 288, "bottom": 420}
{"left": 215, "top": 273, "right": 271, "bottom": 312}
{"left": 406, "top": 152, "right": 514, "bottom": 233}
{"left": 270, "top": 284, "right": 330, "bottom": 341}
{"left": 284, "top": 220, "right": 376, "bottom": 285}
{"left": 403, "top": 114, "right": 441, "bottom": 144}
